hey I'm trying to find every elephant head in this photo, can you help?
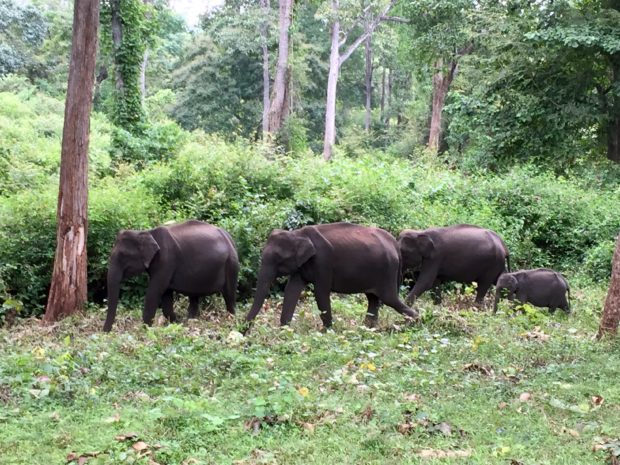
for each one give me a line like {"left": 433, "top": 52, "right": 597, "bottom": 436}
{"left": 244, "top": 230, "right": 315, "bottom": 324}
{"left": 494, "top": 273, "right": 518, "bottom": 313}
{"left": 103, "top": 230, "right": 160, "bottom": 332}
{"left": 397, "top": 230, "right": 436, "bottom": 271}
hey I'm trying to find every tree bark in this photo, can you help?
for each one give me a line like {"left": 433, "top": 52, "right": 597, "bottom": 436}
{"left": 364, "top": 31, "right": 372, "bottom": 132}
{"left": 267, "top": 0, "right": 292, "bottom": 134}
{"left": 260, "top": 0, "right": 271, "bottom": 136}
{"left": 140, "top": 48, "right": 149, "bottom": 106}
{"left": 44, "top": 0, "right": 99, "bottom": 323}
{"left": 597, "top": 234, "right": 620, "bottom": 338}
{"left": 428, "top": 58, "right": 457, "bottom": 153}
{"left": 111, "top": 0, "right": 123, "bottom": 92}
{"left": 380, "top": 67, "right": 386, "bottom": 122}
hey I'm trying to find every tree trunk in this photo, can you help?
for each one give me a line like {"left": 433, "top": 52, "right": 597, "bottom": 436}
{"left": 385, "top": 68, "right": 392, "bottom": 129}
{"left": 380, "top": 67, "right": 386, "bottom": 122}
{"left": 428, "top": 58, "right": 457, "bottom": 153}
{"left": 111, "top": 0, "right": 123, "bottom": 92}
{"left": 44, "top": 0, "right": 99, "bottom": 323}
{"left": 364, "top": 32, "right": 373, "bottom": 133}
{"left": 597, "top": 235, "right": 620, "bottom": 338}
{"left": 260, "top": 0, "right": 271, "bottom": 136}
{"left": 140, "top": 48, "right": 149, "bottom": 106}
{"left": 322, "top": 0, "right": 340, "bottom": 161}
{"left": 267, "top": 0, "right": 292, "bottom": 134}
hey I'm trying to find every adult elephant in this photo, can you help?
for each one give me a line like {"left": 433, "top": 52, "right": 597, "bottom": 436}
{"left": 398, "top": 224, "right": 510, "bottom": 305}
{"left": 244, "top": 222, "right": 418, "bottom": 330}
{"left": 103, "top": 220, "right": 239, "bottom": 332}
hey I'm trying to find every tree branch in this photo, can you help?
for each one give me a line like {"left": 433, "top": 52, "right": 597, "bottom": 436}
{"left": 382, "top": 15, "right": 409, "bottom": 23}
{"left": 339, "top": 0, "right": 396, "bottom": 67}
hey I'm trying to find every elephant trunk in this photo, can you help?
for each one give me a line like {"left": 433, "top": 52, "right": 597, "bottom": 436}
{"left": 103, "top": 261, "right": 123, "bottom": 332}
{"left": 245, "top": 265, "right": 276, "bottom": 325}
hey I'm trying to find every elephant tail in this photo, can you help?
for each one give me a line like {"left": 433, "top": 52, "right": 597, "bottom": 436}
{"left": 506, "top": 253, "right": 511, "bottom": 273}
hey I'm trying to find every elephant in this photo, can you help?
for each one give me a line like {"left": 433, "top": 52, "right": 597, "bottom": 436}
{"left": 398, "top": 224, "right": 510, "bottom": 305}
{"left": 494, "top": 268, "right": 570, "bottom": 313}
{"left": 103, "top": 220, "right": 239, "bottom": 332}
{"left": 244, "top": 222, "right": 419, "bottom": 330}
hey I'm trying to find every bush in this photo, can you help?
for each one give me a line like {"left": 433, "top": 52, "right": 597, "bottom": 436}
{"left": 0, "top": 181, "right": 165, "bottom": 316}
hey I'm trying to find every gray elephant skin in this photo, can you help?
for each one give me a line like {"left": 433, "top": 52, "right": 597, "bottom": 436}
{"left": 103, "top": 220, "right": 239, "bottom": 332}
{"left": 494, "top": 268, "right": 570, "bottom": 313}
{"left": 245, "top": 222, "right": 419, "bottom": 330}
{"left": 398, "top": 224, "right": 510, "bottom": 305}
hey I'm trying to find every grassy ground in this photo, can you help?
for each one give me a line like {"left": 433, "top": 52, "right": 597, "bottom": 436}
{"left": 1, "top": 283, "right": 619, "bottom": 465}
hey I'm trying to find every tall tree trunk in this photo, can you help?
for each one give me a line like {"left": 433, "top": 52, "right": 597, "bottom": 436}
{"left": 260, "top": 0, "right": 271, "bottom": 136}
{"left": 323, "top": 0, "right": 340, "bottom": 161}
{"left": 139, "top": 0, "right": 153, "bottom": 107}
{"left": 385, "top": 68, "right": 392, "bottom": 129}
{"left": 607, "top": 56, "right": 620, "bottom": 163}
{"left": 380, "top": 67, "right": 386, "bottom": 122}
{"left": 111, "top": 0, "right": 123, "bottom": 92}
{"left": 44, "top": 0, "right": 99, "bottom": 323}
{"left": 140, "top": 48, "right": 149, "bottom": 106}
{"left": 364, "top": 32, "right": 373, "bottom": 133}
{"left": 267, "top": 0, "right": 292, "bottom": 134}
{"left": 428, "top": 58, "right": 457, "bottom": 153}
{"left": 322, "top": 0, "right": 396, "bottom": 160}
{"left": 597, "top": 234, "right": 620, "bottom": 338}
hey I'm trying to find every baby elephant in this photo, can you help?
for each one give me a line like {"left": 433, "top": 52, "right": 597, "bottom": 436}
{"left": 494, "top": 268, "right": 570, "bottom": 313}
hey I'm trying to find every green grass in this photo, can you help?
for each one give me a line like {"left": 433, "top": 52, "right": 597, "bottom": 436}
{"left": 1, "top": 283, "right": 619, "bottom": 465}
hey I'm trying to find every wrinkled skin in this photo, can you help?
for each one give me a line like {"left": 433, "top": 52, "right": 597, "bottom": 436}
{"left": 245, "top": 222, "right": 418, "bottom": 331}
{"left": 494, "top": 268, "right": 570, "bottom": 313}
{"left": 103, "top": 220, "right": 239, "bottom": 332}
{"left": 398, "top": 224, "right": 510, "bottom": 305}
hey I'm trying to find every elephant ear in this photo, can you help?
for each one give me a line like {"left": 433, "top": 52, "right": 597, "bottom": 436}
{"left": 295, "top": 236, "right": 316, "bottom": 267}
{"left": 417, "top": 234, "right": 436, "bottom": 259}
{"left": 138, "top": 232, "right": 160, "bottom": 269}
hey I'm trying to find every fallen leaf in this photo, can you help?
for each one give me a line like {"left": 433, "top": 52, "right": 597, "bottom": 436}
{"left": 132, "top": 441, "right": 149, "bottom": 452}
{"left": 510, "top": 460, "right": 524, "bottom": 465}
{"left": 591, "top": 395, "right": 604, "bottom": 407}
{"left": 297, "top": 387, "right": 309, "bottom": 397}
{"left": 104, "top": 413, "right": 120, "bottom": 424}
{"left": 398, "top": 422, "right": 413, "bottom": 435}
{"left": 417, "top": 449, "right": 472, "bottom": 458}
{"left": 563, "top": 428, "right": 580, "bottom": 438}
{"left": 301, "top": 422, "right": 315, "bottom": 433}
{"left": 435, "top": 422, "right": 452, "bottom": 436}
{"left": 498, "top": 402, "right": 508, "bottom": 410}
{"left": 518, "top": 392, "right": 532, "bottom": 402}
{"left": 404, "top": 393, "right": 421, "bottom": 402}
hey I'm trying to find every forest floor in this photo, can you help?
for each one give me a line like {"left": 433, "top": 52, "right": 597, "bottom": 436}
{"left": 1, "top": 283, "right": 620, "bottom": 465}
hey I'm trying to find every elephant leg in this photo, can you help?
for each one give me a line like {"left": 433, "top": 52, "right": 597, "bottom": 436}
{"left": 406, "top": 266, "right": 439, "bottom": 306}
{"left": 363, "top": 293, "right": 381, "bottom": 328}
{"left": 314, "top": 286, "right": 333, "bottom": 329}
{"left": 380, "top": 289, "right": 419, "bottom": 321}
{"left": 161, "top": 290, "right": 177, "bottom": 323}
{"left": 143, "top": 286, "right": 166, "bottom": 326}
{"left": 475, "top": 282, "right": 492, "bottom": 306}
{"left": 280, "top": 274, "right": 306, "bottom": 326}
{"left": 223, "top": 279, "right": 236, "bottom": 315}
{"left": 187, "top": 296, "right": 200, "bottom": 319}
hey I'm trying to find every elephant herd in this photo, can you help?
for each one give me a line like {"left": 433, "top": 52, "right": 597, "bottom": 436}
{"left": 102, "top": 220, "right": 571, "bottom": 332}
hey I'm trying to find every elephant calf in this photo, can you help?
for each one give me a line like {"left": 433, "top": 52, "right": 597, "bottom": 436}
{"left": 494, "top": 268, "right": 570, "bottom": 313}
{"left": 245, "top": 222, "right": 419, "bottom": 331}
{"left": 103, "top": 220, "right": 239, "bottom": 332}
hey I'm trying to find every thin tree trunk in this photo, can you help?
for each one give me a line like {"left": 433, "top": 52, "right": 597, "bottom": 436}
{"left": 322, "top": 0, "right": 396, "bottom": 160}
{"left": 140, "top": 48, "right": 149, "bottom": 106}
{"left": 385, "top": 68, "right": 392, "bottom": 129}
{"left": 111, "top": 0, "right": 123, "bottom": 92}
{"left": 428, "top": 58, "right": 457, "bottom": 153}
{"left": 597, "top": 234, "right": 620, "bottom": 338}
{"left": 364, "top": 32, "right": 373, "bottom": 133}
{"left": 380, "top": 67, "right": 386, "bottom": 122}
{"left": 267, "top": 0, "right": 292, "bottom": 134}
{"left": 44, "top": 0, "right": 99, "bottom": 323}
{"left": 322, "top": 0, "right": 340, "bottom": 161}
{"left": 260, "top": 0, "right": 271, "bottom": 136}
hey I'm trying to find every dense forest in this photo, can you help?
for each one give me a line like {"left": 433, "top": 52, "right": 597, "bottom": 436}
{"left": 1, "top": 0, "right": 620, "bottom": 464}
